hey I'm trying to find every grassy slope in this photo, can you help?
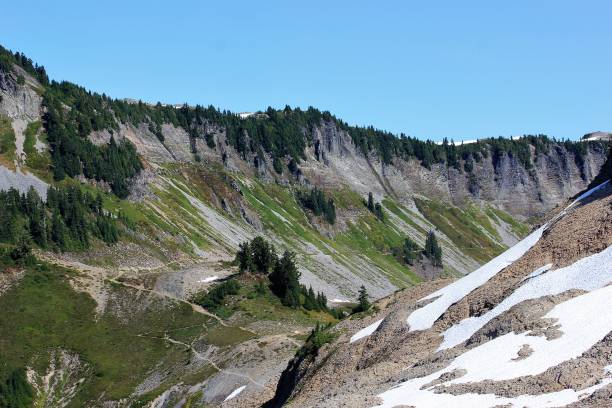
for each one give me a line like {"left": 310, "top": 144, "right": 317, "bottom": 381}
{"left": 413, "top": 196, "right": 528, "bottom": 263}
{"left": 0, "top": 262, "right": 213, "bottom": 405}
{"left": 23, "top": 120, "right": 51, "bottom": 179}
{"left": 0, "top": 114, "right": 16, "bottom": 168}
{"left": 237, "top": 177, "right": 421, "bottom": 287}
{"left": 0, "top": 255, "right": 335, "bottom": 406}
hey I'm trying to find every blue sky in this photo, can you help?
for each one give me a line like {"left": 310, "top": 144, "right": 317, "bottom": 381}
{"left": 2, "top": 1, "right": 610, "bottom": 140}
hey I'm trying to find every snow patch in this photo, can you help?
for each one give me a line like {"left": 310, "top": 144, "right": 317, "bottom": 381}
{"left": 376, "top": 285, "right": 612, "bottom": 407}
{"left": 406, "top": 226, "right": 546, "bottom": 332}
{"left": 350, "top": 319, "right": 383, "bottom": 343}
{"left": 223, "top": 385, "right": 246, "bottom": 401}
{"left": 199, "top": 276, "right": 219, "bottom": 283}
{"left": 571, "top": 180, "right": 609, "bottom": 205}
{"left": 440, "top": 247, "right": 612, "bottom": 350}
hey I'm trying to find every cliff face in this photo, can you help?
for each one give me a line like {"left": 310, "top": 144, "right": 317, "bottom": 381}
{"left": 301, "top": 122, "right": 606, "bottom": 220}
{"left": 106, "top": 111, "right": 607, "bottom": 221}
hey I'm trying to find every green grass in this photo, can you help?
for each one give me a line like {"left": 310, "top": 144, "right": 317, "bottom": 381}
{"left": 23, "top": 120, "right": 51, "bottom": 176}
{"left": 238, "top": 178, "right": 421, "bottom": 287}
{"left": 382, "top": 198, "right": 428, "bottom": 235}
{"left": 0, "top": 259, "right": 217, "bottom": 405}
{"left": 486, "top": 206, "right": 531, "bottom": 237}
{"left": 203, "top": 325, "right": 256, "bottom": 347}
{"left": 0, "top": 114, "right": 16, "bottom": 167}
{"left": 199, "top": 275, "right": 339, "bottom": 332}
{"left": 414, "top": 197, "right": 506, "bottom": 263}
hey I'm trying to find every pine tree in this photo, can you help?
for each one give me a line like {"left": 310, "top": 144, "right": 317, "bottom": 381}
{"left": 0, "top": 368, "right": 33, "bottom": 408}
{"left": 424, "top": 230, "right": 443, "bottom": 267}
{"left": 356, "top": 285, "right": 370, "bottom": 313}
{"left": 374, "top": 202, "right": 384, "bottom": 221}
{"left": 235, "top": 241, "right": 253, "bottom": 273}
{"left": 269, "top": 251, "right": 301, "bottom": 307}
{"left": 367, "top": 192, "right": 375, "bottom": 212}
{"left": 401, "top": 237, "right": 420, "bottom": 265}
{"left": 251, "top": 236, "right": 276, "bottom": 273}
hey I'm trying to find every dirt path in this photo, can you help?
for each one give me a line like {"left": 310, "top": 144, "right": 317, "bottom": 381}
{"left": 38, "top": 253, "right": 257, "bottom": 333}
{"left": 138, "top": 333, "right": 270, "bottom": 390}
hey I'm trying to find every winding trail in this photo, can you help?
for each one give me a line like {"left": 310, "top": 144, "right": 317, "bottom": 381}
{"left": 138, "top": 333, "right": 270, "bottom": 389}
{"left": 38, "top": 253, "right": 257, "bottom": 334}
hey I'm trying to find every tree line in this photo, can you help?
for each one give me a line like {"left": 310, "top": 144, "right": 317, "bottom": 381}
{"left": 0, "top": 186, "right": 119, "bottom": 252}
{"left": 2, "top": 44, "right": 605, "bottom": 193}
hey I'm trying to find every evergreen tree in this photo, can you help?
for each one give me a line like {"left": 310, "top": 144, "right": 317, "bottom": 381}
{"left": 235, "top": 236, "right": 276, "bottom": 274}
{"left": 296, "top": 188, "right": 336, "bottom": 225}
{"left": 235, "top": 241, "right": 253, "bottom": 273}
{"left": 401, "top": 237, "right": 420, "bottom": 265}
{"left": 355, "top": 285, "right": 371, "bottom": 312}
{"left": 250, "top": 236, "right": 276, "bottom": 273}
{"left": 0, "top": 368, "right": 33, "bottom": 408}
{"left": 424, "top": 230, "right": 443, "bottom": 267}
{"left": 367, "top": 192, "right": 375, "bottom": 212}
{"left": 374, "top": 202, "right": 384, "bottom": 221}
{"left": 269, "top": 251, "right": 301, "bottom": 307}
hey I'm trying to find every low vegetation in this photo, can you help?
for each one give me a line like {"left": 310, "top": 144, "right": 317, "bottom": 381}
{"left": 0, "top": 115, "right": 16, "bottom": 166}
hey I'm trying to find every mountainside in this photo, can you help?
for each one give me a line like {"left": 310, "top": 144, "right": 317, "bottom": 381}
{"left": 0, "top": 46, "right": 610, "bottom": 407}
{"left": 268, "top": 175, "right": 612, "bottom": 407}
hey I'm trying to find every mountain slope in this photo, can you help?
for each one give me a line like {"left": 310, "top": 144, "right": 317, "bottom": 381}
{"left": 0, "top": 46, "right": 610, "bottom": 407}
{"left": 269, "top": 178, "right": 612, "bottom": 407}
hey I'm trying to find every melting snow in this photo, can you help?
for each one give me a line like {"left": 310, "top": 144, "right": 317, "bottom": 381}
{"left": 198, "top": 276, "right": 219, "bottom": 283}
{"left": 440, "top": 247, "right": 612, "bottom": 349}
{"left": 350, "top": 319, "right": 383, "bottom": 343}
{"left": 406, "top": 226, "right": 546, "bottom": 332}
{"left": 375, "top": 285, "right": 612, "bottom": 407}
{"left": 349, "top": 180, "right": 609, "bottom": 345}
{"left": 223, "top": 385, "right": 246, "bottom": 401}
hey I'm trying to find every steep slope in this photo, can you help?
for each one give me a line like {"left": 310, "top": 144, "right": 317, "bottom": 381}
{"left": 270, "top": 178, "right": 612, "bottom": 407}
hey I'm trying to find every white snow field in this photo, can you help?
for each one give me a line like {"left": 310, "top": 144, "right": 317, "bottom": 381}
{"left": 223, "top": 385, "right": 246, "bottom": 402}
{"left": 350, "top": 319, "right": 383, "bottom": 343}
{"left": 440, "top": 246, "right": 612, "bottom": 350}
{"left": 375, "top": 284, "right": 612, "bottom": 408}
{"left": 520, "top": 263, "right": 553, "bottom": 282}
{"left": 406, "top": 225, "right": 546, "bottom": 332}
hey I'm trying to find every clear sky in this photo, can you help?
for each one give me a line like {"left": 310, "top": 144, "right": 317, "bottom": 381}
{"left": 1, "top": 1, "right": 610, "bottom": 140}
